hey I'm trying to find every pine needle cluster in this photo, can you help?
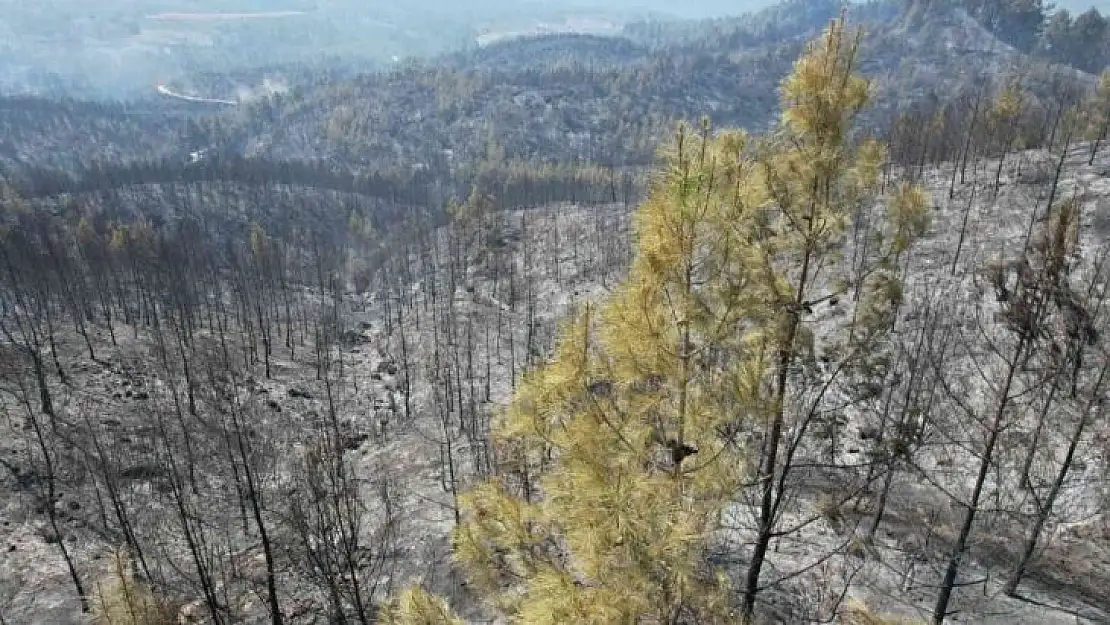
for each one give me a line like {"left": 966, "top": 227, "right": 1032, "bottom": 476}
{"left": 91, "top": 551, "right": 176, "bottom": 625}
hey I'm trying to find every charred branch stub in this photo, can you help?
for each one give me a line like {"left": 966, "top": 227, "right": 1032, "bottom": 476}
{"left": 587, "top": 379, "right": 614, "bottom": 399}
{"left": 666, "top": 440, "right": 699, "bottom": 467}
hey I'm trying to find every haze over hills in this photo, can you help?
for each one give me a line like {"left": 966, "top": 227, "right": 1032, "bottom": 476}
{"left": 0, "top": 0, "right": 784, "bottom": 98}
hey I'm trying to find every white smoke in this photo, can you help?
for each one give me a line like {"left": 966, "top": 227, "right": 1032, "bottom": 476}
{"left": 235, "top": 77, "right": 290, "bottom": 103}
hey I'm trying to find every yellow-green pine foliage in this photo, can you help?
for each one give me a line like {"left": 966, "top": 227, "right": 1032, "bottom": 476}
{"left": 380, "top": 587, "right": 466, "bottom": 625}
{"left": 1088, "top": 70, "right": 1110, "bottom": 139}
{"left": 992, "top": 78, "right": 1024, "bottom": 125}
{"left": 91, "top": 551, "right": 176, "bottom": 625}
{"left": 747, "top": 16, "right": 927, "bottom": 380}
{"left": 453, "top": 117, "right": 755, "bottom": 622}
{"left": 1101, "top": 70, "right": 1110, "bottom": 110}
{"left": 840, "top": 600, "right": 921, "bottom": 625}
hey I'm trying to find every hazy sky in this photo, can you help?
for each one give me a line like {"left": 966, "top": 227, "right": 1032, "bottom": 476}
{"left": 1055, "top": 1, "right": 1103, "bottom": 13}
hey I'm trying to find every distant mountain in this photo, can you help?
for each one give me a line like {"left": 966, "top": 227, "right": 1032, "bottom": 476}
{"left": 0, "top": 0, "right": 788, "bottom": 99}
{"left": 548, "top": 0, "right": 782, "bottom": 18}
{"left": 6, "top": 0, "right": 1091, "bottom": 179}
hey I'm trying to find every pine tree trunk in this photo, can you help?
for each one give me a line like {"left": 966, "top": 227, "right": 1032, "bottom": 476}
{"left": 932, "top": 333, "right": 1027, "bottom": 624}
{"left": 951, "top": 171, "right": 977, "bottom": 275}
{"left": 741, "top": 245, "right": 812, "bottom": 621}
{"left": 959, "top": 90, "right": 983, "bottom": 186}
{"left": 1090, "top": 121, "right": 1107, "bottom": 166}
{"left": 1007, "top": 363, "right": 1108, "bottom": 595}
{"left": 27, "top": 401, "right": 88, "bottom": 612}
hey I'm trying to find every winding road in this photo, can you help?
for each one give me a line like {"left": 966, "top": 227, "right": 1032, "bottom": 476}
{"left": 147, "top": 11, "right": 307, "bottom": 21}
{"left": 156, "top": 84, "right": 238, "bottom": 106}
